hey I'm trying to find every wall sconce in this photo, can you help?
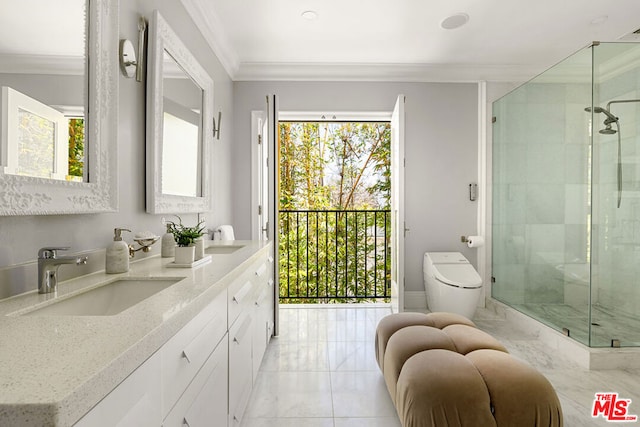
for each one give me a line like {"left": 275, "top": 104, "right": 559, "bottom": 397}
{"left": 213, "top": 111, "right": 222, "bottom": 140}
{"left": 119, "top": 39, "right": 137, "bottom": 78}
{"left": 119, "top": 17, "right": 147, "bottom": 82}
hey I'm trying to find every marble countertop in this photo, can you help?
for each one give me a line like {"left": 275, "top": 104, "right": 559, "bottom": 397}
{"left": 0, "top": 240, "right": 270, "bottom": 426}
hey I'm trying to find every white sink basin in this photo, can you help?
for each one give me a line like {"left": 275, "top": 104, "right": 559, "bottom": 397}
{"left": 23, "top": 277, "right": 184, "bottom": 316}
{"left": 205, "top": 244, "right": 245, "bottom": 255}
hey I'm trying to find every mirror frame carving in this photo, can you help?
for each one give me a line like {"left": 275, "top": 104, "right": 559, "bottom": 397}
{"left": 0, "top": 0, "right": 118, "bottom": 216}
{"left": 146, "top": 10, "right": 213, "bottom": 214}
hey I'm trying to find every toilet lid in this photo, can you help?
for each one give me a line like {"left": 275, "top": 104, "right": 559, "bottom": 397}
{"left": 433, "top": 264, "right": 482, "bottom": 288}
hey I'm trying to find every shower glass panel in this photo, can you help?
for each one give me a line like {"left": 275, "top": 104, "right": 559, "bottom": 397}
{"left": 492, "top": 42, "right": 640, "bottom": 348}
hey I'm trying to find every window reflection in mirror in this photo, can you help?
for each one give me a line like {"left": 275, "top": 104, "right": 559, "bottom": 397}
{"left": 161, "top": 49, "right": 204, "bottom": 197}
{"left": 0, "top": 0, "right": 87, "bottom": 182}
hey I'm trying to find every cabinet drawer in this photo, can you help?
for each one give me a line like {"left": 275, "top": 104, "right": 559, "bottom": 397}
{"left": 228, "top": 312, "right": 253, "bottom": 425}
{"left": 163, "top": 335, "right": 228, "bottom": 427}
{"left": 161, "top": 292, "right": 227, "bottom": 416}
{"left": 75, "top": 352, "right": 161, "bottom": 427}
{"left": 228, "top": 254, "right": 267, "bottom": 326}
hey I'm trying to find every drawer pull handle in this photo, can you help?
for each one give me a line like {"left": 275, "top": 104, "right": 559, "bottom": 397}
{"left": 181, "top": 350, "right": 191, "bottom": 363}
{"left": 233, "top": 316, "right": 252, "bottom": 345}
{"left": 255, "top": 264, "right": 267, "bottom": 276}
{"left": 232, "top": 281, "right": 252, "bottom": 304}
{"left": 183, "top": 418, "right": 191, "bottom": 427}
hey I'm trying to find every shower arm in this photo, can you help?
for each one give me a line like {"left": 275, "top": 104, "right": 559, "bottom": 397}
{"left": 606, "top": 98, "right": 640, "bottom": 114}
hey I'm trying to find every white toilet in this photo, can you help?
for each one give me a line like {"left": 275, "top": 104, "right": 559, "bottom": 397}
{"left": 423, "top": 252, "right": 483, "bottom": 319}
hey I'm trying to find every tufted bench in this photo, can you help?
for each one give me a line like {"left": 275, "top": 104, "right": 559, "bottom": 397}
{"left": 375, "top": 312, "right": 563, "bottom": 427}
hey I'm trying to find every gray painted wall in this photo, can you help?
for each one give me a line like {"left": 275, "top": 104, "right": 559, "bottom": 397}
{"left": 0, "top": 0, "right": 234, "bottom": 270}
{"left": 232, "top": 81, "right": 479, "bottom": 296}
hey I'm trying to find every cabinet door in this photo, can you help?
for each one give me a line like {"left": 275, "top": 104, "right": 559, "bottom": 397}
{"left": 161, "top": 292, "right": 227, "bottom": 416}
{"left": 74, "top": 352, "right": 161, "bottom": 427}
{"left": 163, "top": 336, "right": 228, "bottom": 427}
{"left": 228, "top": 313, "right": 253, "bottom": 426}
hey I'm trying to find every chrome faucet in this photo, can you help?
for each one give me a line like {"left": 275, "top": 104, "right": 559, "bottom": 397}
{"left": 38, "top": 247, "right": 88, "bottom": 294}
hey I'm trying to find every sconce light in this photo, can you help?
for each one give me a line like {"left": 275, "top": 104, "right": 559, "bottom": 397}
{"left": 119, "top": 39, "right": 138, "bottom": 78}
{"left": 213, "top": 111, "right": 222, "bottom": 140}
{"left": 119, "top": 17, "right": 147, "bottom": 82}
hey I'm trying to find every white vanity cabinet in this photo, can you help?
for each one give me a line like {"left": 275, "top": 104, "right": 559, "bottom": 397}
{"left": 74, "top": 351, "right": 162, "bottom": 427}
{"left": 227, "top": 250, "right": 274, "bottom": 426}
{"left": 162, "top": 335, "right": 228, "bottom": 427}
{"left": 71, "top": 244, "right": 274, "bottom": 427}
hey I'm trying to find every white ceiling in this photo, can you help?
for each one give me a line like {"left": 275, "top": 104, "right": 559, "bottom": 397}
{"left": 181, "top": 0, "right": 640, "bottom": 82}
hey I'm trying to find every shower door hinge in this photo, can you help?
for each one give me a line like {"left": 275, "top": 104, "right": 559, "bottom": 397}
{"left": 492, "top": 116, "right": 497, "bottom": 123}
{"left": 258, "top": 134, "right": 262, "bottom": 144}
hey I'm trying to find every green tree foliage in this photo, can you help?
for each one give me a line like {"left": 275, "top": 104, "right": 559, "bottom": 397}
{"left": 68, "top": 118, "right": 85, "bottom": 178}
{"left": 279, "top": 122, "right": 391, "bottom": 304}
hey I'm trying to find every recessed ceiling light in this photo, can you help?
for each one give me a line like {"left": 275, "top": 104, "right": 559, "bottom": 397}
{"left": 440, "top": 13, "right": 469, "bottom": 30}
{"left": 302, "top": 10, "right": 318, "bottom": 21}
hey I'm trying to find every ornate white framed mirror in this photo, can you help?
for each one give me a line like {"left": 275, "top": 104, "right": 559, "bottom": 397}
{"left": 0, "top": 0, "right": 118, "bottom": 215}
{"left": 146, "top": 10, "right": 213, "bottom": 214}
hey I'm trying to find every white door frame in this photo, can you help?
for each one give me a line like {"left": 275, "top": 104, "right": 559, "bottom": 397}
{"left": 391, "top": 95, "right": 406, "bottom": 313}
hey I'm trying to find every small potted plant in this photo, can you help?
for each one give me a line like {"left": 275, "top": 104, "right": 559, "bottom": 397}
{"left": 166, "top": 216, "right": 205, "bottom": 264}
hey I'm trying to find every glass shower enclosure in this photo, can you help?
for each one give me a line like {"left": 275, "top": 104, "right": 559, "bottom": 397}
{"left": 492, "top": 42, "right": 640, "bottom": 348}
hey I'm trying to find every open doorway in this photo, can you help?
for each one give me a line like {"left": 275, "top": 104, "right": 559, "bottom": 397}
{"left": 277, "top": 117, "right": 392, "bottom": 304}
{"left": 251, "top": 96, "right": 405, "bottom": 334}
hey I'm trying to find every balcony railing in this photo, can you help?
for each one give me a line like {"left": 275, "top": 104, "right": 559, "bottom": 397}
{"left": 279, "top": 209, "right": 391, "bottom": 303}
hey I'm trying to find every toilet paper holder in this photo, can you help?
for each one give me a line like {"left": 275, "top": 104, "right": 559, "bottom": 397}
{"left": 461, "top": 235, "right": 485, "bottom": 248}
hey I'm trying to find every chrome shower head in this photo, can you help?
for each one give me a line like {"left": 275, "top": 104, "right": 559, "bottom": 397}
{"left": 599, "top": 126, "right": 617, "bottom": 135}
{"left": 585, "top": 106, "right": 619, "bottom": 123}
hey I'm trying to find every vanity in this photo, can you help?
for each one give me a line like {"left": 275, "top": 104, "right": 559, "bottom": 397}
{"left": 0, "top": 241, "right": 274, "bottom": 426}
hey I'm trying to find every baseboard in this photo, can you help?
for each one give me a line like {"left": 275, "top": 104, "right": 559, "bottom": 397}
{"left": 404, "top": 291, "right": 427, "bottom": 311}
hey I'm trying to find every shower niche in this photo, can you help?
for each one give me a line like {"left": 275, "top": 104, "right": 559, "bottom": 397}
{"left": 492, "top": 42, "right": 640, "bottom": 348}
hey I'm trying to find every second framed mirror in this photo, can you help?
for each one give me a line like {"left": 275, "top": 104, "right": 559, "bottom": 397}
{"left": 146, "top": 10, "right": 213, "bottom": 214}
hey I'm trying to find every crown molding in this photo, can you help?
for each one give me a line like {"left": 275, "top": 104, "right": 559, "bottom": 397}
{"left": 232, "top": 62, "right": 547, "bottom": 83}
{"left": 180, "top": 0, "right": 239, "bottom": 79}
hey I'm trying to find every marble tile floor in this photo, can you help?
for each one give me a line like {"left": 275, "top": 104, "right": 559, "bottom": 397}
{"left": 241, "top": 304, "right": 640, "bottom": 427}
{"left": 511, "top": 302, "right": 640, "bottom": 348}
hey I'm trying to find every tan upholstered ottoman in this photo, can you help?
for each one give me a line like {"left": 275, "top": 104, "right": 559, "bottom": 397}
{"left": 375, "top": 312, "right": 563, "bottom": 427}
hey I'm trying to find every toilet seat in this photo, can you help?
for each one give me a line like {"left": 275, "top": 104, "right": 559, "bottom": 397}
{"left": 432, "top": 264, "right": 482, "bottom": 289}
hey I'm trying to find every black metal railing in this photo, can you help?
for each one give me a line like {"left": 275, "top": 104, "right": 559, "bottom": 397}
{"left": 279, "top": 209, "right": 391, "bottom": 303}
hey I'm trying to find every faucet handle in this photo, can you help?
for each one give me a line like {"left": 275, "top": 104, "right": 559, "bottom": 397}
{"left": 38, "top": 247, "right": 70, "bottom": 259}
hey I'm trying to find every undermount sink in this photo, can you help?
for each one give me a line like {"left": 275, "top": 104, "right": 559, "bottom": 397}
{"left": 205, "top": 244, "right": 245, "bottom": 255}
{"left": 22, "top": 277, "right": 184, "bottom": 316}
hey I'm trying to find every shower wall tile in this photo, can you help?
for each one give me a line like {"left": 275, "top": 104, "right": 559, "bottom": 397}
{"left": 494, "top": 144, "right": 527, "bottom": 183}
{"left": 524, "top": 264, "right": 564, "bottom": 304}
{"left": 564, "top": 184, "right": 589, "bottom": 225}
{"left": 564, "top": 83, "right": 591, "bottom": 104}
{"left": 526, "top": 144, "right": 565, "bottom": 184}
{"left": 526, "top": 224, "right": 565, "bottom": 263}
{"left": 564, "top": 224, "right": 589, "bottom": 262}
{"left": 525, "top": 184, "right": 565, "bottom": 224}
{"left": 492, "top": 184, "right": 526, "bottom": 225}
{"left": 492, "top": 224, "right": 526, "bottom": 264}
{"left": 564, "top": 144, "right": 589, "bottom": 184}
{"left": 564, "top": 105, "right": 590, "bottom": 146}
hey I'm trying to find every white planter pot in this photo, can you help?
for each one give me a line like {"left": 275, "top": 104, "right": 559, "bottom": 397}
{"left": 174, "top": 245, "right": 195, "bottom": 264}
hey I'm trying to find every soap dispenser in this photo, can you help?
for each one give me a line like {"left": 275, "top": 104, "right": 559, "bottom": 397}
{"left": 106, "top": 228, "right": 131, "bottom": 274}
{"left": 161, "top": 221, "right": 176, "bottom": 258}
